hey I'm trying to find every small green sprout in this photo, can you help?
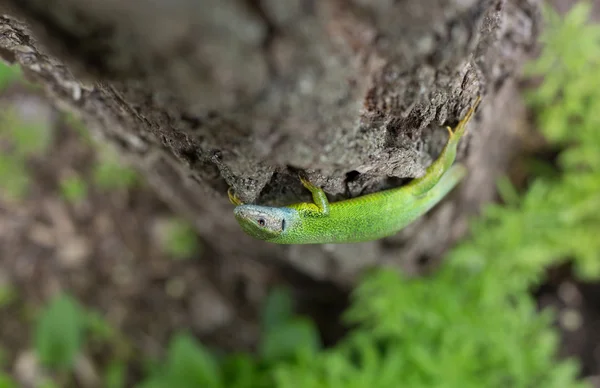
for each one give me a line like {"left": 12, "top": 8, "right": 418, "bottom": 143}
{"left": 160, "top": 218, "right": 200, "bottom": 260}
{"left": 59, "top": 175, "right": 88, "bottom": 203}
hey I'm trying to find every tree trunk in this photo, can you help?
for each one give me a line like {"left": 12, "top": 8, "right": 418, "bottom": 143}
{"left": 0, "top": 0, "right": 540, "bottom": 348}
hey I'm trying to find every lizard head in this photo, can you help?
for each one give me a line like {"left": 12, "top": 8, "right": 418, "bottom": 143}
{"left": 233, "top": 205, "right": 295, "bottom": 241}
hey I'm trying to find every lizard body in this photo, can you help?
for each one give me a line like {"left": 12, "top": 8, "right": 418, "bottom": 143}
{"left": 229, "top": 97, "right": 480, "bottom": 244}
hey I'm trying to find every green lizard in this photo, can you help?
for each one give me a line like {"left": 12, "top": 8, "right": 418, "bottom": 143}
{"left": 228, "top": 96, "right": 481, "bottom": 244}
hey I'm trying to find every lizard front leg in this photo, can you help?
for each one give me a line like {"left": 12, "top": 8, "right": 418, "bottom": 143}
{"left": 295, "top": 174, "right": 330, "bottom": 216}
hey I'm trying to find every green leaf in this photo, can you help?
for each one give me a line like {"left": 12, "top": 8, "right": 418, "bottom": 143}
{"left": 0, "top": 111, "right": 53, "bottom": 157}
{"left": 160, "top": 219, "right": 200, "bottom": 260}
{"left": 164, "top": 332, "right": 221, "bottom": 388}
{"left": 0, "top": 154, "right": 30, "bottom": 200}
{"left": 495, "top": 175, "right": 520, "bottom": 206}
{"left": 93, "top": 146, "right": 139, "bottom": 190}
{"left": 221, "top": 353, "right": 259, "bottom": 388}
{"left": 261, "top": 287, "right": 294, "bottom": 332}
{"left": 34, "top": 293, "right": 86, "bottom": 370}
{"left": 0, "top": 62, "right": 22, "bottom": 89}
{"left": 38, "top": 380, "right": 60, "bottom": 388}
{"left": 260, "top": 317, "right": 321, "bottom": 362}
{"left": 104, "top": 361, "right": 127, "bottom": 388}
{"left": 85, "top": 310, "right": 116, "bottom": 342}
{"left": 93, "top": 161, "right": 139, "bottom": 190}
{"left": 0, "top": 373, "right": 17, "bottom": 388}
{"left": 0, "top": 284, "right": 17, "bottom": 308}
{"left": 60, "top": 175, "right": 88, "bottom": 203}
{"left": 0, "top": 372, "right": 19, "bottom": 388}
{"left": 63, "top": 112, "right": 92, "bottom": 143}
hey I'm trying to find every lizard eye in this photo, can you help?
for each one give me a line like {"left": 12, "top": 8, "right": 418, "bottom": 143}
{"left": 257, "top": 218, "right": 266, "bottom": 227}
{"left": 281, "top": 219, "right": 286, "bottom": 231}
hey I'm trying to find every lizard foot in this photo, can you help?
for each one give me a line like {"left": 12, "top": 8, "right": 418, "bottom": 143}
{"left": 298, "top": 173, "right": 319, "bottom": 192}
{"left": 448, "top": 95, "right": 481, "bottom": 138}
{"left": 227, "top": 187, "right": 244, "bottom": 206}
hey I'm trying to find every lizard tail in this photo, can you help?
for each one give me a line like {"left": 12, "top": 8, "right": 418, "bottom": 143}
{"left": 421, "top": 164, "right": 467, "bottom": 211}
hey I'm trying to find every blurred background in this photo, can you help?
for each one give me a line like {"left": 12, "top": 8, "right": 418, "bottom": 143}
{"left": 0, "top": 0, "right": 600, "bottom": 387}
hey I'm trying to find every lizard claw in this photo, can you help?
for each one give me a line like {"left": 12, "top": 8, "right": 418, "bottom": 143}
{"left": 298, "top": 173, "right": 318, "bottom": 191}
{"left": 444, "top": 95, "right": 481, "bottom": 140}
{"left": 228, "top": 187, "right": 244, "bottom": 206}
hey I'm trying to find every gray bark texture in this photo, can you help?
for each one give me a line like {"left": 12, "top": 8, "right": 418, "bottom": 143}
{"left": 0, "top": 0, "right": 540, "bottom": 347}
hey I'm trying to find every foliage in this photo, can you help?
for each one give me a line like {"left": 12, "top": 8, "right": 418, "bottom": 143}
{"left": 0, "top": 108, "right": 53, "bottom": 200}
{"left": 1, "top": 110, "right": 53, "bottom": 157}
{"left": 0, "top": 67, "right": 52, "bottom": 201}
{"left": 0, "top": 153, "right": 29, "bottom": 199}
{"left": 63, "top": 112, "right": 92, "bottom": 143}
{"left": 0, "top": 374, "right": 18, "bottom": 388}
{"left": 525, "top": 1, "right": 600, "bottom": 144}
{"left": 104, "top": 361, "right": 127, "bottom": 388}
{"left": 93, "top": 146, "right": 140, "bottom": 190}
{"left": 259, "top": 288, "right": 321, "bottom": 362}
{"left": 139, "top": 333, "right": 222, "bottom": 388}
{"left": 34, "top": 293, "right": 86, "bottom": 370}
{"left": 523, "top": 0, "right": 600, "bottom": 279}
{"left": 62, "top": 113, "right": 141, "bottom": 191}
{"left": 33, "top": 294, "right": 131, "bottom": 387}
{"left": 60, "top": 174, "right": 88, "bottom": 203}
{"left": 0, "top": 61, "right": 140, "bottom": 202}
{"left": 0, "top": 346, "right": 16, "bottom": 388}
{"left": 159, "top": 218, "right": 201, "bottom": 259}
{"left": 0, "top": 61, "right": 23, "bottom": 89}
{"left": 0, "top": 284, "right": 17, "bottom": 308}
{"left": 137, "top": 288, "right": 321, "bottom": 388}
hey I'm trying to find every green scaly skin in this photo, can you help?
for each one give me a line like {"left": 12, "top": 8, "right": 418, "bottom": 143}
{"left": 229, "top": 96, "right": 481, "bottom": 244}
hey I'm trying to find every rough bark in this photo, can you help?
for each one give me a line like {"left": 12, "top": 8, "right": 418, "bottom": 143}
{"left": 0, "top": 0, "right": 540, "bottom": 347}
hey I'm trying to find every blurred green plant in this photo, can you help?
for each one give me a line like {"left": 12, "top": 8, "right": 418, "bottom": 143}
{"left": 93, "top": 146, "right": 140, "bottom": 190}
{"left": 0, "top": 153, "right": 29, "bottom": 200}
{"left": 33, "top": 293, "right": 132, "bottom": 387}
{"left": 0, "top": 63, "right": 50, "bottom": 201}
{"left": 160, "top": 218, "right": 201, "bottom": 260}
{"left": 38, "top": 380, "right": 61, "bottom": 388}
{"left": 62, "top": 112, "right": 92, "bottom": 143}
{"left": 85, "top": 310, "right": 118, "bottom": 343}
{"left": 34, "top": 293, "right": 86, "bottom": 370}
{"left": 259, "top": 288, "right": 320, "bottom": 363}
{"left": 0, "top": 87, "right": 140, "bottom": 205}
{"left": 0, "top": 62, "right": 23, "bottom": 90}
{"left": 138, "top": 332, "right": 221, "bottom": 388}
{"left": 59, "top": 174, "right": 88, "bottom": 203}
{"left": 104, "top": 360, "right": 127, "bottom": 388}
{"left": 63, "top": 113, "right": 141, "bottom": 191}
{"left": 1, "top": 111, "right": 53, "bottom": 157}
{"left": 0, "top": 374, "right": 18, "bottom": 388}
{"left": 525, "top": 1, "right": 600, "bottom": 145}
{"left": 0, "top": 108, "right": 54, "bottom": 200}
{"left": 522, "top": 0, "right": 600, "bottom": 279}
{"left": 0, "top": 284, "right": 17, "bottom": 308}
{"left": 0, "top": 343, "right": 16, "bottom": 388}
{"left": 138, "top": 288, "right": 321, "bottom": 388}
